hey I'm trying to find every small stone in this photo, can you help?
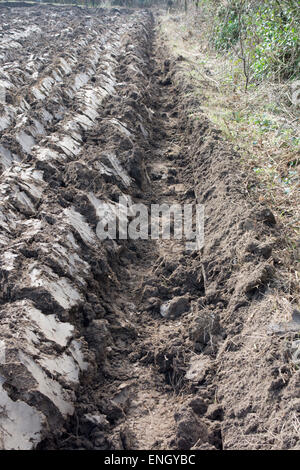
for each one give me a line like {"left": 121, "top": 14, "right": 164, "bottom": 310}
{"left": 185, "top": 356, "right": 211, "bottom": 383}
{"left": 160, "top": 296, "right": 190, "bottom": 319}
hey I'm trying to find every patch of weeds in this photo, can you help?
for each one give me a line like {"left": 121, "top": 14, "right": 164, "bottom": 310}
{"left": 253, "top": 117, "right": 278, "bottom": 133}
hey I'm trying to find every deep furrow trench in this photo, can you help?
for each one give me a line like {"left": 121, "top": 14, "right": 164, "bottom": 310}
{"left": 0, "top": 5, "right": 299, "bottom": 452}
{"left": 42, "top": 14, "right": 204, "bottom": 451}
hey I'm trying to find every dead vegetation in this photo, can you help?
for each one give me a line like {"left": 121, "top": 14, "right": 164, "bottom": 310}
{"left": 159, "top": 9, "right": 299, "bottom": 312}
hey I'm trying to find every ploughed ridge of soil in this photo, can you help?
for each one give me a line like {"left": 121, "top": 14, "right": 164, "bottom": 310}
{"left": 0, "top": 5, "right": 299, "bottom": 450}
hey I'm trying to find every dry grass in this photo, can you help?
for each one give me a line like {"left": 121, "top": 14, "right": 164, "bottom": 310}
{"left": 158, "top": 10, "right": 299, "bottom": 308}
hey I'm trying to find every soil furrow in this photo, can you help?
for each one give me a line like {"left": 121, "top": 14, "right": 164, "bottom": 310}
{"left": 0, "top": 5, "right": 298, "bottom": 451}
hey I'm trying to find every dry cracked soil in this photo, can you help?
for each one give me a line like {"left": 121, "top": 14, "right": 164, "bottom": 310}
{"left": 0, "top": 3, "right": 299, "bottom": 451}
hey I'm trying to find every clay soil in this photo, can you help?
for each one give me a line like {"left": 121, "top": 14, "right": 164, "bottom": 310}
{"left": 0, "top": 4, "right": 299, "bottom": 451}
